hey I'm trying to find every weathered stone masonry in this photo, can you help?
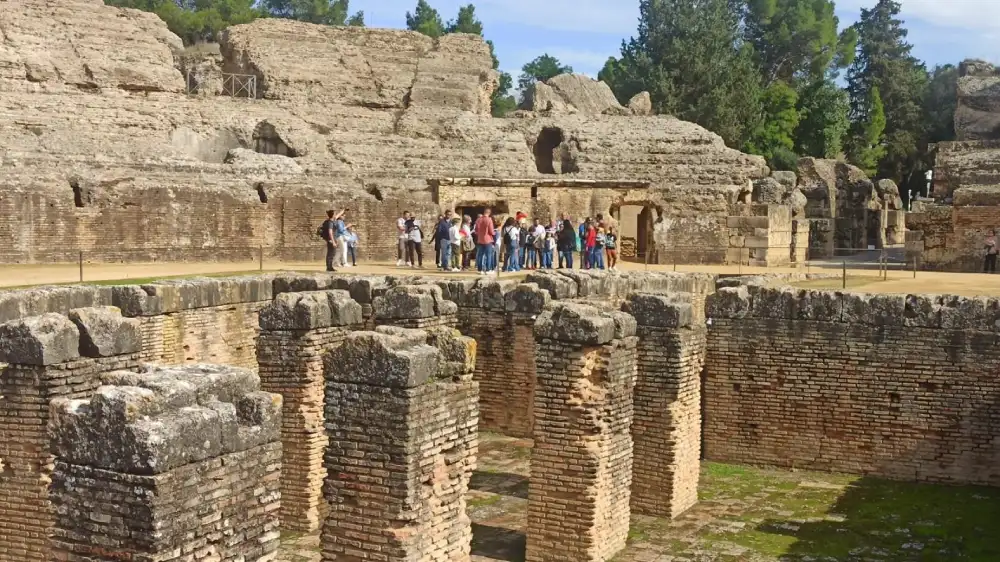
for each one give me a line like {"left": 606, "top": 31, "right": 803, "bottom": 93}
{"left": 323, "top": 330, "right": 478, "bottom": 562}
{"left": 528, "top": 303, "right": 638, "bottom": 562}
{"left": 624, "top": 293, "right": 706, "bottom": 519}
{"left": 48, "top": 364, "right": 282, "bottom": 561}
{"left": 257, "top": 289, "right": 363, "bottom": 532}
{"left": 704, "top": 286, "right": 1000, "bottom": 486}
{"left": 0, "top": 307, "right": 141, "bottom": 562}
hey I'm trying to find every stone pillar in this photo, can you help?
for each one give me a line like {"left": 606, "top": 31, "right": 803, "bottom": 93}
{"left": 257, "top": 289, "right": 363, "bottom": 532}
{"left": 527, "top": 303, "right": 638, "bottom": 562}
{"left": 373, "top": 284, "right": 458, "bottom": 329}
{"left": 495, "top": 283, "right": 549, "bottom": 437}
{"left": 48, "top": 364, "right": 283, "bottom": 561}
{"left": 0, "top": 307, "right": 141, "bottom": 562}
{"left": 624, "top": 293, "right": 707, "bottom": 518}
{"left": 322, "top": 330, "right": 478, "bottom": 562}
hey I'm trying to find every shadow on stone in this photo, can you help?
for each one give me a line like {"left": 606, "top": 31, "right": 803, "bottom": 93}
{"left": 471, "top": 470, "right": 529, "bottom": 499}
{"left": 471, "top": 522, "right": 526, "bottom": 562}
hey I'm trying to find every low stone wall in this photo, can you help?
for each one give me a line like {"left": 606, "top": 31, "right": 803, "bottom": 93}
{"left": 48, "top": 364, "right": 282, "bottom": 561}
{"left": 704, "top": 286, "right": 1000, "bottom": 485}
{"left": 0, "top": 308, "right": 142, "bottom": 561}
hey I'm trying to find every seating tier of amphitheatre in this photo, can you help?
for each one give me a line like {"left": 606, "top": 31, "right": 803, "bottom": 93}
{"left": 1, "top": 269, "right": 998, "bottom": 561}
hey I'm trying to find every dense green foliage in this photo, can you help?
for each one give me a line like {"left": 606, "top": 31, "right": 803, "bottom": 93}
{"left": 517, "top": 54, "right": 573, "bottom": 92}
{"left": 794, "top": 78, "right": 851, "bottom": 158}
{"left": 924, "top": 64, "right": 959, "bottom": 144}
{"left": 106, "top": 0, "right": 265, "bottom": 44}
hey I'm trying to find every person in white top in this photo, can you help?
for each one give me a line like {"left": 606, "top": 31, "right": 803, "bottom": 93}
{"left": 448, "top": 217, "right": 462, "bottom": 272}
{"left": 397, "top": 211, "right": 410, "bottom": 266}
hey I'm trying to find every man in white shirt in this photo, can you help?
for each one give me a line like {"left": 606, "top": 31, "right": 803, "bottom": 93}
{"left": 397, "top": 211, "right": 410, "bottom": 266}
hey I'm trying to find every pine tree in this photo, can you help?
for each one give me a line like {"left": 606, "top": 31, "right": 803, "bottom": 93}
{"left": 405, "top": 0, "right": 444, "bottom": 38}
{"left": 846, "top": 86, "right": 887, "bottom": 175}
{"left": 517, "top": 54, "right": 573, "bottom": 92}
{"left": 794, "top": 78, "right": 850, "bottom": 158}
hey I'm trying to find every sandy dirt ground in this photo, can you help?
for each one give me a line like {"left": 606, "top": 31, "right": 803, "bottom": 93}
{"left": 2, "top": 259, "right": 1000, "bottom": 296}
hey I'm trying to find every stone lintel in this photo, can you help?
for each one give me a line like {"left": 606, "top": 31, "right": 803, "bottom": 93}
{"left": 625, "top": 293, "right": 694, "bottom": 328}
{"left": 67, "top": 306, "right": 142, "bottom": 357}
{"left": 373, "top": 284, "right": 457, "bottom": 320}
{"left": 326, "top": 331, "right": 439, "bottom": 388}
{"left": 259, "top": 290, "right": 362, "bottom": 330}
{"left": 505, "top": 283, "right": 551, "bottom": 314}
{"left": 534, "top": 302, "right": 635, "bottom": 344}
{"left": 0, "top": 313, "right": 80, "bottom": 365}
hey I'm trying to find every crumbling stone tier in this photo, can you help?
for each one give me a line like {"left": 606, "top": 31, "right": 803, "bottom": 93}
{"left": 322, "top": 328, "right": 478, "bottom": 562}
{"left": 527, "top": 303, "right": 638, "bottom": 562}
{"left": 704, "top": 286, "right": 1000, "bottom": 486}
{"left": 624, "top": 293, "right": 706, "bottom": 518}
{"left": 257, "top": 289, "right": 363, "bottom": 531}
{"left": 48, "top": 364, "right": 283, "bottom": 561}
{"left": 0, "top": 307, "right": 141, "bottom": 562}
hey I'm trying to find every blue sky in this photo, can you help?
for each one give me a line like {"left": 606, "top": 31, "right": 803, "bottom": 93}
{"left": 355, "top": 0, "right": 1000, "bottom": 82}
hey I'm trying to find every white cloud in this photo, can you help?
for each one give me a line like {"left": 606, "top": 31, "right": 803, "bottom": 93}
{"left": 837, "top": 0, "right": 1000, "bottom": 32}
{"left": 501, "top": 47, "right": 613, "bottom": 78}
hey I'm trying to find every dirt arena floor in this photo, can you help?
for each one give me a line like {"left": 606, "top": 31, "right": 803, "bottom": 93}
{"left": 2, "top": 259, "right": 1000, "bottom": 297}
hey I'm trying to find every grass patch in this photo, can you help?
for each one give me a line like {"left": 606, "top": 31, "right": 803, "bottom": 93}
{"left": 468, "top": 494, "right": 503, "bottom": 509}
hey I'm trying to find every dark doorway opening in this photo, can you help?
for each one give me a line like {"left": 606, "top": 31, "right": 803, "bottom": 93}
{"left": 637, "top": 207, "right": 651, "bottom": 260}
{"left": 456, "top": 201, "right": 510, "bottom": 228}
{"left": 255, "top": 183, "right": 268, "bottom": 203}
{"left": 533, "top": 127, "right": 564, "bottom": 174}
{"left": 71, "top": 180, "right": 84, "bottom": 208}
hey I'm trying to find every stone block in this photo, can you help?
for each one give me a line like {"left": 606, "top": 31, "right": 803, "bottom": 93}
{"left": 903, "top": 294, "right": 943, "bottom": 328}
{"left": 111, "top": 285, "right": 161, "bottom": 317}
{"left": 67, "top": 306, "right": 142, "bottom": 357}
{"left": 840, "top": 293, "right": 906, "bottom": 326}
{"left": 505, "top": 283, "right": 551, "bottom": 314}
{"left": 795, "top": 290, "right": 842, "bottom": 321}
{"left": 272, "top": 273, "right": 335, "bottom": 295}
{"left": 50, "top": 364, "right": 279, "bottom": 474}
{"left": 373, "top": 285, "right": 439, "bottom": 320}
{"left": 259, "top": 291, "right": 332, "bottom": 330}
{"left": 0, "top": 313, "right": 80, "bottom": 365}
{"left": 534, "top": 302, "right": 618, "bottom": 344}
{"left": 326, "top": 331, "right": 439, "bottom": 388}
{"left": 466, "top": 278, "right": 518, "bottom": 309}
{"left": 705, "top": 286, "right": 751, "bottom": 319}
{"left": 525, "top": 271, "right": 578, "bottom": 300}
{"left": 745, "top": 236, "right": 769, "bottom": 249}
{"left": 772, "top": 171, "right": 797, "bottom": 189}
{"left": 326, "top": 290, "right": 364, "bottom": 326}
{"left": 625, "top": 293, "right": 694, "bottom": 328}
{"left": 938, "top": 295, "right": 1000, "bottom": 331}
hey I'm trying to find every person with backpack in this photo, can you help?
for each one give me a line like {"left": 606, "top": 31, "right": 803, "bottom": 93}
{"left": 460, "top": 215, "right": 474, "bottom": 270}
{"left": 473, "top": 209, "right": 495, "bottom": 275}
{"left": 335, "top": 211, "right": 350, "bottom": 268}
{"left": 448, "top": 217, "right": 462, "bottom": 272}
{"left": 557, "top": 218, "right": 576, "bottom": 269}
{"left": 525, "top": 219, "right": 542, "bottom": 270}
{"left": 502, "top": 217, "right": 521, "bottom": 272}
{"left": 319, "top": 208, "right": 345, "bottom": 272}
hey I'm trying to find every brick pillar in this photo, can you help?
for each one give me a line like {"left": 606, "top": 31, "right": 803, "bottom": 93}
{"left": 624, "top": 293, "right": 706, "bottom": 518}
{"left": 373, "top": 284, "right": 458, "bottom": 329}
{"left": 498, "top": 283, "right": 550, "bottom": 437}
{"left": 0, "top": 307, "right": 141, "bottom": 562}
{"left": 257, "top": 289, "right": 363, "bottom": 532}
{"left": 323, "top": 329, "right": 478, "bottom": 562}
{"left": 48, "top": 364, "right": 282, "bottom": 561}
{"left": 528, "top": 303, "right": 638, "bottom": 562}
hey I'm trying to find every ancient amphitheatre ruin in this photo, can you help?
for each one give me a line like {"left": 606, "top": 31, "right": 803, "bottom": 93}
{"left": 1, "top": 1, "right": 1000, "bottom": 561}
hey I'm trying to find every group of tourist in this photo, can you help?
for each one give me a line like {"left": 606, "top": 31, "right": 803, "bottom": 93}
{"left": 319, "top": 209, "right": 360, "bottom": 272}
{"left": 394, "top": 209, "right": 621, "bottom": 274}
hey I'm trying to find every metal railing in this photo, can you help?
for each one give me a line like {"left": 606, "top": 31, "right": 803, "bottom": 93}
{"left": 185, "top": 72, "right": 258, "bottom": 98}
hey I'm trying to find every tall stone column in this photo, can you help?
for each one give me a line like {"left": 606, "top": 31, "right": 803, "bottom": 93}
{"left": 257, "top": 289, "right": 363, "bottom": 531}
{"left": 0, "top": 307, "right": 140, "bottom": 562}
{"left": 527, "top": 303, "right": 638, "bottom": 562}
{"left": 373, "top": 284, "right": 458, "bottom": 329}
{"left": 322, "top": 329, "right": 478, "bottom": 562}
{"left": 624, "top": 293, "right": 707, "bottom": 518}
{"left": 48, "top": 364, "right": 283, "bottom": 561}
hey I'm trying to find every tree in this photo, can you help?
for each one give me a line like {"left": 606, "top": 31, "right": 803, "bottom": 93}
{"left": 845, "top": 0, "right": 928, "bottom": 183}
{"left": 794, "top": 78, "right": 850, "bottom": 158}
{"left": 744, "top": 0, "right": 856, "bottom": 84}
{"left": 446, "top": 4, "right": 483, "bottom": 35}
{"left": 746, "top": 82, "right": 801, "bottom": 166}
{"left": 846, "top": 86, "right": 887, "bottom": 175}
{"left": 406, "top": 0, "right": 444, "bottom": 38}
{"left": 600, "top": 0, "right": 763, "bottom": 148}
{"left": 924, "top": 64, "right": 958, "bottom": 144}
{"left": 106, "top": 0, "right": 264, "bottom": 44}
{"left": 517, "top": 54, "right": 573, "bottom": 92}
{"left": 264, "top": 0, "right": 364, "bottom": 26}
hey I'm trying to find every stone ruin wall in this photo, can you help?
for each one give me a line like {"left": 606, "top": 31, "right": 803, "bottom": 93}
{"left": 0, "top": 0, "right": 769, "bottom": 265}
{"left": 906, "top": 60, "right": 1000, "bottom": 270}
{"left": 704, "top": 285, "right": 1000, "bottom": 486}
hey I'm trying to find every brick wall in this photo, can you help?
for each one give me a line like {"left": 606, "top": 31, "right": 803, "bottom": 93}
{"left": 47, "top": 364, "right": 282, "bottom": 561}
{"left": 704, "top": 286, "right": 1000, "bottom": 485}
{"left": 527, "top": 303, "right": 638, "bottom": 562}
{"left": 906, "top": 203, "right": 1000, "bottom": 271}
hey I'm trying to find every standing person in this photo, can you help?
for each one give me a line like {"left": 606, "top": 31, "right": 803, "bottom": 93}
{"left": 346, "top": 225, "right": 359, "bottom": 267}
{"left": 986, "top": 230, "right": 999, "bottom": 273}
{"left": 525, "top": 219, "right": 540, "bottom": 270}
{"left": 460, "top": 215, "right": 474, "bottom": 270}
{"left": 593, "top": 227, "right": 606, "bottom": 270}
{"left": 584, "top": 220, "right": 597, "bottom": 269}
{"left": 492, "top": 217, "right": 501, "bottom": 273}
{"left": 503, "top": 218, "right": 521, "bottom": 272}
{"left": 430, "top": 214, "right": 444, "bottom": 269}
{"left": 321, "top": 209, "right": 343, "bottom": 272}
{"left": 448, "top": 217, "right": 462, "bottom": 272}
{"left": 579, "top": 218, "right": 589, "bottom": 269}
{"left": 335, "top": 210, "right": 350, "bottom": 268}
{"left": 406, "top": 219, "right": 424, "bottom": 268}
{"left": 518, "top": 219, "right": 529, "bottom": 270}
{"left": 557, "top": 219, "right": 576, "bottom": 269}
{"left": 605, "top": 226, "right": 619, "bottom": 271}
{"left": 437, "top": 213, "right": 454, "bottom": 272}
{"left": 474, "top": 209, "right": 495, "bottom": 275}
{"left": 543, "top": 220, "right": 557, "bottom": 269}
{"left": 397, "top": 211, "right": 410, "bottom": 266}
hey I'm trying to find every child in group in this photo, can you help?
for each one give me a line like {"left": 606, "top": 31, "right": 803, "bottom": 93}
{"left": 605, "top": 226, "right": 618, "bottom": 271}
{"left": 346, "top": 226, "right": 359, "bottom": 267}
{"left": 544, "top": 221, "right": 557, "bottom": 269}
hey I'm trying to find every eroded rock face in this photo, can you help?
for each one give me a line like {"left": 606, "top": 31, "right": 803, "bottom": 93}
{"left": 521, "top": 74, "right": 630, "bottom": 116}
{"left": 956, "top": 59, "right": 1000, "bottom": 141}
